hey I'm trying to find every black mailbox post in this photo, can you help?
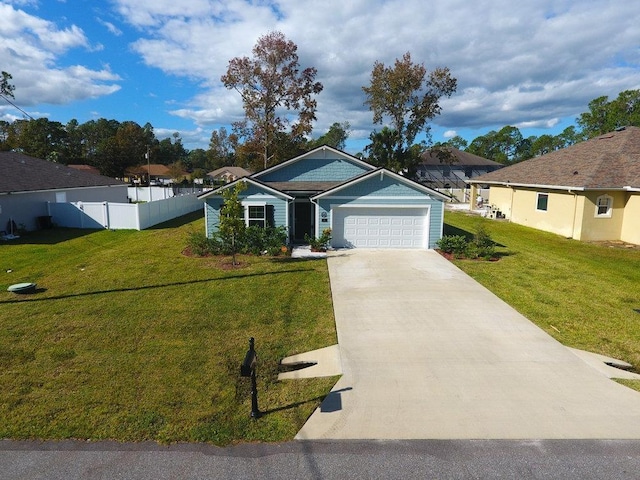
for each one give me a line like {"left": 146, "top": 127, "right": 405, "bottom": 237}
{"left": 240, "top": 337, "right": 260, "bottom": 418}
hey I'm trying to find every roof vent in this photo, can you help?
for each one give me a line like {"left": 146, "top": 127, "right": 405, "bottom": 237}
{"left": 573, "top": 171, "right": 579, "bottom": 175}
{"left": 615, "top": 126, "right": 626, "bottom": 132}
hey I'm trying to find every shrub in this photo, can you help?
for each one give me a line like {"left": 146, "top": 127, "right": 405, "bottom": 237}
{"left": 437, "top": 227, "right": 497, "bottom": 260}
{"left": 186, "top": 231, "right": 216, "bottom": 256}
{"left": 436, "top": 235, "right": 468, "bottom": 256}
{"left": 473, "top": 226, "right": 496, "bottom": 259}
{"left": 305, "top": 228, "right": 332, "bottom": 251}
{"left": 186, "top": 226, "right": 288, "bottom": 257}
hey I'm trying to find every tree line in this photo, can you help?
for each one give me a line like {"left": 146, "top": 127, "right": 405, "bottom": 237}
{"left": 3, "top": 33, "right": 640, "bottom": 179}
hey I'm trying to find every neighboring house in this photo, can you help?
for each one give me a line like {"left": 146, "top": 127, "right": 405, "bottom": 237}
{"left": 200, "top": 145, "right": 449, "bottom": 249}
{"left": 207, "top": 166, "right": 252, "bottom": 184}
{"left": 125, "top": 164, "right": 175, "bottom": 185}
{"left": 0, "top": 151, "right": 128, "bottom": 232}
{"left": 469, "top": 126, "right": 640, "bottom": 245}
{"left": 416, "top": 147, "right": 503, "bottom": 189}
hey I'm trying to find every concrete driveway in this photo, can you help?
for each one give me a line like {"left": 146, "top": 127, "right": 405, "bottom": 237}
{"left": 296, "top": 249, "right": 640, "bottom": 440}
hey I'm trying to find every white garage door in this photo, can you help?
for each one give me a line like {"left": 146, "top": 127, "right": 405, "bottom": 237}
{"left": 333, "top": 207, "right": 429, "bottom": 248}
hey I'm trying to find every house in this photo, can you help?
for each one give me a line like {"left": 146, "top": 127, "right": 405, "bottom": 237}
{"left": 207, "top": 166, "right": 252, "bottom": 184}
{"left": 468, "top": 126, "right": 640, "bottom": 245}
{"left": 417, "top": 147, "right": 503, "bottom": 190}
{"left": 0, "top": 151, "right": 128, "bottom": 233}
{"left": 125, "top": 164, "right": 175, "bottom": 185}
{"left": 200, "top": 145, "right": 449, "bottom": 249}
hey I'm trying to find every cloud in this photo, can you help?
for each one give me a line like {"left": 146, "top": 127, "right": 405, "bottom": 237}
{"left": 96, "top": 17, "right": 123, "bottom": 36}
{"left": 0, "top": 4, "right": 121, "bottom": 107}
{"left": 109, "top": 0, "right": 640, "bottom": 143}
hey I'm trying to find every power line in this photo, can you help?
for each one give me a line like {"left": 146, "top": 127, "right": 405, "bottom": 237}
{"left": 0, "top": 94, "right": 35, "bottom": 120}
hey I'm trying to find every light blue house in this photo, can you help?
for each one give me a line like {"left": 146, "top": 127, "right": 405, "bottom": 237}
{"left": 199, "top": 145, "right": 449, "bottom": 249}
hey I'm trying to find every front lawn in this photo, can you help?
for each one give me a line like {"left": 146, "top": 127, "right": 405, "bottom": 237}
{"left": 444, "top": 210, "right": 640, "bottom": 384}
{"left": 0, "top": 212, "right": 337, "bottom": 444}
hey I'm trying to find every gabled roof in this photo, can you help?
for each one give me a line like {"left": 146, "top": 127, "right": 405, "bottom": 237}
{"left": 0, "top": 151, "right": 126, "bottom": 194}
{"left": 126, "top": 164, "right": 172, "bottom": 176}
{"left": 470, "top": 126, "right": 640, "bottom": 190}
{"left": 252, "top": 145, "right": 375, "bottom": 179}
{"left": 207, "top": 166, "right": 252, "bottom": 178}
{"left": 198, "top": 176, "right": 293, "bottom": 200}
{"left": 421, "top": 147, "right": 502, "bottom": 167}
{"left": 311, "top": 167, "right": 450, "bottom": 201}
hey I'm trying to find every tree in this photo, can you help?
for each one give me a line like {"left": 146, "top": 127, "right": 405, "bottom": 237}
{"left": 362, "top": 52, "right": 456, "bottom": 176}
{"left": 1, "top": 71, "right": 15, "bottom": 99}
{"left": 310, "top": 122, "right": 350, "bottom": 150}
{"left": 207, "top": 127, "right": 238, "bottom": 170}
{"left": 466, "top": 126, "right": 530, "bottom": 163}
{"left": 219, "top": 181, "right": 247, "bottom": 266}
{"left": 221, "top": 31, "right": 323, "bottom": 169}
{"left": 12, "top": 118, "right": 67, "bottom": 162}
{"left": 577, "top": 90, "right": 640, "bottom": 138}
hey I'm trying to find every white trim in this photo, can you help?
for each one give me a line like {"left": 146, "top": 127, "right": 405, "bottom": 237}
{"left": 536, "top": 192, "right": 549, "bottom": 212}
{"left": 199, "top": 177, "right": 293, "bottom": 201}
{"left": 330, "top": 204, "right": 431, "bottom": 249}
{"left": 243, "top": 202, "right": 267, "bottom": 228}
{"left": 312, "top": 168, "right": 449, "bottom": 202}
{"left": 594, "top": 194, "right": 613, "bottom": 218}
{"left": 252, "top": 145, "right": 375, "bottom": 179}
{"left": 321, "top": 195, "right": 433, "bottom": 200}
{"left": 331, "top": 204, "right": 430, "bottom": 209}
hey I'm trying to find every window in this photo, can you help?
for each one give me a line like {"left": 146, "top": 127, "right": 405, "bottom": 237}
{"left": 595, "top": 195, "right": 613, "bottom": 218}
{"left": 536, "top": 193, "right": 548, "bottom": 212}
{"left": 246, "top": 205, "right": 266, "bottom": 228}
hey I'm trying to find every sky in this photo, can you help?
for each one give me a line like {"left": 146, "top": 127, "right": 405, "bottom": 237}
{"left": 1, "top": 0, "right": 640, "bottom": 155}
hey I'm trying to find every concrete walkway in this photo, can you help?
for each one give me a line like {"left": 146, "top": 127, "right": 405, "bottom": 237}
{"left": 296, "top": 249, "right": 640, "bottom": 440}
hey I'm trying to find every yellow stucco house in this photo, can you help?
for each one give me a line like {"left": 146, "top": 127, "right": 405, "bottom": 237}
{"left": 469, "top": 126, "right": 640, "bottom": 245}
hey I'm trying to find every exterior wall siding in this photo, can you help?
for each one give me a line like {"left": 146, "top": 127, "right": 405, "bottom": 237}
{"left": 578, "top": 191, "right": 625, "bottom": 242}
{"left": 490, "top": 186, "right": 635, "bottom": 243}
{"left": 258, "top": 157, "right": 370, "bottom": 182}
{"left": 317, "top": 174, "right": 444, "bottom": 248}
{"left": 204, "top": 192, "right": 288, "bottom": 237}
{"left": 621, "top": 193, "right": 640, "bottom": 245}
{"left": 509, "top": 188, "right": 578, "bottom": 239}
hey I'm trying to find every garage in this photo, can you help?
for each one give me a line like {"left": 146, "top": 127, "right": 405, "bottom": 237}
{"left": 332, "top": 207, "right": 429, "bottom": 248}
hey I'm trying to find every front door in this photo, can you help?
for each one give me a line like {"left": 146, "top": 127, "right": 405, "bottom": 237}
{"left": 293, "top": 201, "right": 313, "bottom": 243}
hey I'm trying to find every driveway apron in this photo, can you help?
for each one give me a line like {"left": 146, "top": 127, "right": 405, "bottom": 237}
{"left": 296, "top": 250, "right": 640, "bottom": 440}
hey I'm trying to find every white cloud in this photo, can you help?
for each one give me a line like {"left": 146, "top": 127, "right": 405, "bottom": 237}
{"left": 110, "top": 0, "right": 640, "bottom": 143}
{"left": 96, "top": 17, "right": 123, "bottom": 36}
{"left": 444, "top": 130, "right": 457, "bottom": 139}
{"left": 0, "top": 4, "right": 121, "bottom": 106}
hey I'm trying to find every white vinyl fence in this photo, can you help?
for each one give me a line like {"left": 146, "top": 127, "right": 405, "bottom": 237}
{"left": 48, "top": 194, "right": 202, "bottom": 230}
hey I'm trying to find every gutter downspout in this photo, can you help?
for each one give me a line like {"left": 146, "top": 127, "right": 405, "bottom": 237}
{"left": 509, "top": 183, "right": 514, "bottom": 222}
{"left": 569, "top": 190, "right": 578, "bottom": 240}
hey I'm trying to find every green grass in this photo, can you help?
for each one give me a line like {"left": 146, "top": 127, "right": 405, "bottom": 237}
{"left": 0, "top": 212, "right": 338, "bottom": 444}
{"left": 444, "top": 210, "right": 640, "bottom": 391}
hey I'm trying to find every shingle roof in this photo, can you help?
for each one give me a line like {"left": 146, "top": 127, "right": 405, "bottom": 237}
{"left": 472, "top": 126, "right": 640, "bottom": 189}
{"left": 0, "top": 151, "right": 126, "bottom": 194}
{"left": 421, "top": 147, "right": 502, "bottom": 167}
{"left": 126, "top": 164, "right": 172, "bottom": 176}
{"left": 207, "top": 166, "right": 252, "bottom": 178}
